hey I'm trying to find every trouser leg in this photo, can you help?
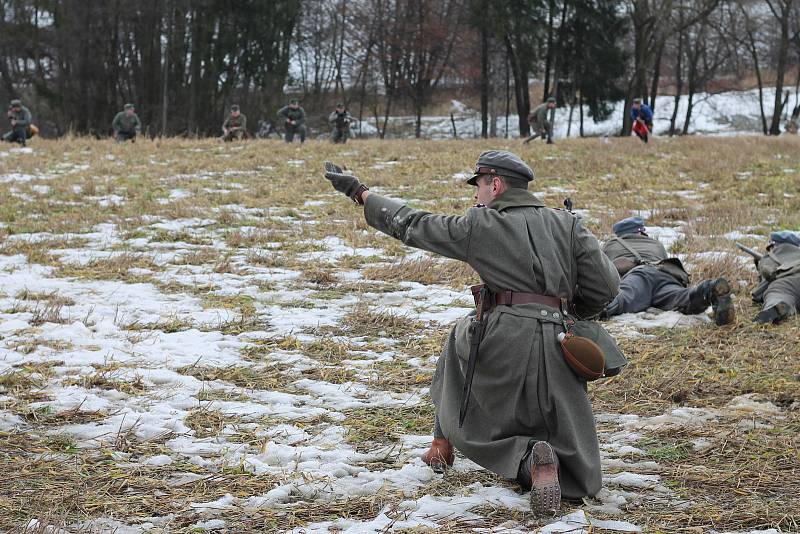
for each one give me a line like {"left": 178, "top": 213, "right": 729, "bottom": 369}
{"left": 16, "top": 126, "right": 27, "bottom": 146}
{"left": 651, "top": 276, "right": 696, "bottom": 313}
{"left": 285, "top": 128, "right": 294, "bottom": 142}
{"left": 433, "top": 415, "right": 445, "bottom": 439}
{"left": 762, "top": 276, "right": 800, "bottom": 316}
{"left": 604, "top": 268, "right": 656, "bottom": 316}
{"left": 298, "top": 124, "right": 306, "bottom": 143}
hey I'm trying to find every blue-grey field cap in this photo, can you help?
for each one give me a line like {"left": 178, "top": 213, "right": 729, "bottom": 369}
{"left": 613, "top": 216, "right": 646, "bottom": 237}
{"left": 467, "top": 150, "right": 534, "bottom": 185}
{"left": 770, "top": 230, "right": 800, "bottom": 247}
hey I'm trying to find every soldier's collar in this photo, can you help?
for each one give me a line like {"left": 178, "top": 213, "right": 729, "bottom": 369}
{"left": 488, "top": 188, "right": 546, "bottom": 212}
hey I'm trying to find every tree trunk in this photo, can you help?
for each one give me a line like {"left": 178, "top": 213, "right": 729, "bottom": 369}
{"left": 769, "top": 1, "right": 790, "bottom": 135}
{"left": 480, "top": 23, "right": 489, "bottom": 138}
{"left": 504, "top": 33, "right": 530, "bottom": 137}
{"left": 669, "top": 12, "right": 684, "bottom": 136}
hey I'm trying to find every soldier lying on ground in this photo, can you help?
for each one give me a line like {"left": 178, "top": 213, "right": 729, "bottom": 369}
{"left": 277, "top": 99, "right": 307, "bottom": 143}
{"left": 601, "top": 216, "right": 734, "bottom": 325}
{"left": 222, "top": 104, "right": 247, "bottom": 142}
{"left": 323, "top": 150, "right": 620, "bottom": 515}
{"left": 3, "top": 99, "right": 36, "bottom": 147}
{"left": 523, "top": 97, "right": 556, "bottom": 145}
{"left": 112, "top": 103, "right": 141, "bottom": 142}
{"left": 748, "top": 231, "right": 800, "bottom": 324}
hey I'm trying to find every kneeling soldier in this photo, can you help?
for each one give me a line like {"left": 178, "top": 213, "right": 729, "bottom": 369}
{"left": 323, "top": 150, "right": 620, "bottom": 515}
{"left": 4, "top": 99, "right": 34, "bottom": 147}
{"left": 749, "top": 231, "right": 800, "bottom": 324}
{"left": 602, "top": 216, "right": 734, "bottom": 325}
{"left": 329, "top": 103, "right": 352, "bottom": 144}
{"left": 222, "top": 104, "right": 247, "bottom": 141}
{"left": 278, "top": 98, "right": 307, "bottom": 143}
{"left": 112, "top": 103, "right": 141, "bottom": 142}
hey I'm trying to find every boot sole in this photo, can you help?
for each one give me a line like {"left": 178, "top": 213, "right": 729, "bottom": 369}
{"left": 530, "top": 441, "right": 560, "bottom": 516}
{"left": 712, "top": 278, "right": 735, "bottom": 326}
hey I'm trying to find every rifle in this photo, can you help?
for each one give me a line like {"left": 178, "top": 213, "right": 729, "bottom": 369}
{"left": 735, "top": 242, "right": 763, "bottom": 262}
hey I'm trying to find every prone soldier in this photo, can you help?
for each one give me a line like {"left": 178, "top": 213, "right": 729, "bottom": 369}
{"left": 277, "top": 98, "right": 307, "bottom": 143}
{"left": 523, "top": 97, "right": 555, "bottom": 145}
{"left": 222, "top": 104, "right": 247, "bottom": 142}
{"left": 4, "top": 99, "right": 35, "bottom": 147}
{"left": 323, "top": 150, "right": 620, "bottom": 515}
{"left": 745, "top": 231, "right": 800, "bottom": 324}
{"left": 112, "top": 103, "right": 142, "bottom": 142}
{"left": 601, "top": 216, "right": 734, "bottom": 325}
{"left": 328, "top": 103, "right": 352, "bottom": 144}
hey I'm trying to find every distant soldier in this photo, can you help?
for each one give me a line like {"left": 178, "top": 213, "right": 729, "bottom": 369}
{"left": 323, "top": 150, "right": 620, "bottom": 516}
{"left": 277, "top": 98, "right": 307, "bottom": 143}
{"left": 3, "top": 99, "right": 34, "bottom": 147}
{"left": 749, "top": 231, "right": 800, "bottom": 324}
{"left": 630, "top": 98, "right": 653, "bottom": 143}
{"left": 601, "top": 216, "right": 734, "bottom": 325}
{"left": 112, "top": 103, "right": 141, "bottom": 142}
{"left": 222, "top": 104, "right": 247, "bottom": 142}
{"left": 328, "top": 102, "right": 352, "bottom": 144}
{"left": 523, "top": 97, "right": 556, "bottom": 144}
{"left": 784, "top": 104, "right": 800, "bottom": 134}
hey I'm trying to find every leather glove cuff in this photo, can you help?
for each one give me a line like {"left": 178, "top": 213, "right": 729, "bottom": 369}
{"left": 352, "top": 184, "right": 369, "bottom": 205}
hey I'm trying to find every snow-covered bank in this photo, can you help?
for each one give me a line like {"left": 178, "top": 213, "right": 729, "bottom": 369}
{"left": 353, "top": 88, "right": 790, "bottom": 139}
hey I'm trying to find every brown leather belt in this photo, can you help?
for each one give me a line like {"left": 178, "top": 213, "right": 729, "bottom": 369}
{"left": 470, "top": 284, "right": 567, "bottom": 313}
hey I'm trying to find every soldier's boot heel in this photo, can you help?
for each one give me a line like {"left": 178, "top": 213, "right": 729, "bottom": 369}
{"left": 754, "top": 302, "right": 791, "bottom": 324}
{"left": 529, "top": 441, "right": 560, "bottom": 516}
{"left": 421, "top": 438, "right": 454, "bottom": 473}
{"left": 710, "top": 277, "right": 735, "bottom": 326}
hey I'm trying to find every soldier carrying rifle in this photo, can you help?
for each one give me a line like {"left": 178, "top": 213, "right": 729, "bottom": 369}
{"left": 738, "top": 231, "right": 800, "bottom": 324}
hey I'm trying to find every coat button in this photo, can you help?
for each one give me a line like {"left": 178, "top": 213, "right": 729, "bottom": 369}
{"left": 553, "top": 312, "right": 560, "bottom": 319}
{"left": 540, "top": 310, "right": 548, "bottom": 316}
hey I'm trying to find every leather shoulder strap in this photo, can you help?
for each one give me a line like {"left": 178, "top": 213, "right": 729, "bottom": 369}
{"left": 610, "top": 237, "right": 644, "bottom": 264}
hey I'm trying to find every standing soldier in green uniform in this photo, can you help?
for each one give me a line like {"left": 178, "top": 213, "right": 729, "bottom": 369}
{"left": 523, "top": 97, "right": 556, "bottom": 144}
{"left": 112, "top": 103, "right": 142, "bottom": 142}
{"left": 322, "top": 150, "right": 620, "bottom": 515}
{"left": 222, "top": 104, "right": 247, "bottom": 142}
{"left": 748, "top": 231, "right": 800, "bottom": 324}
{"left": 277, "top": 98, "right": 307, "bottom": 143}
{"left": 3, "top": 99, "right": 34, "bottom": 147}
{"left": 328, "top": 103, "right": 352, "bottom": 144}
{"left": 601, "top": 216, "right": 734, "bottom": 325}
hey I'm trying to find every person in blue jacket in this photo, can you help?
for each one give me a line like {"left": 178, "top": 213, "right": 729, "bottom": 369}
{"left": 630, "top": 98, "right": 653, "bottom": 142}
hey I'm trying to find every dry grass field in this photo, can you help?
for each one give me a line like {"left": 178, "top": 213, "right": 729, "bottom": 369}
{"left": 0, "top": 135, "right": 798, "bottom": 533}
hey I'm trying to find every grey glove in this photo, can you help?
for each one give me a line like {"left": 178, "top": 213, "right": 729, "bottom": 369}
{"left": 324, "top": 161, "right": 368, "bottom": 203}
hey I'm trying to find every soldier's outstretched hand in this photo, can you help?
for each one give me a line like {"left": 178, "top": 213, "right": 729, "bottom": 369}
{"left": 324, "top": 161, "right": 367, "bottom": 203}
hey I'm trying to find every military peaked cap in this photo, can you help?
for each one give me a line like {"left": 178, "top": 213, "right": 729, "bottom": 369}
{"left": 10, "top": 99, "right": 21, "bottom": 107}
{"left": 770, "top": 230, "right": 800, "bottom": 247}
{"left": 124, "top": 103, "right": 135, "bottom": 110}
{"left": 467, "top": 150, "right": 534, "bottom": 185}
{"left": 613, "top": 216, "right": 646, "bottom": 237}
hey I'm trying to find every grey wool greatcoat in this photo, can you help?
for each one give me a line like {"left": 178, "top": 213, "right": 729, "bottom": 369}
{"left": 363, "top": 187, "right": 620, "bottom": 499}
{"left": 752, "top": 242, "right": 800, "bottom": 316}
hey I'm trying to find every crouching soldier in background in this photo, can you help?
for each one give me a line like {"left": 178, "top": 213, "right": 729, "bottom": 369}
{"left": 748, "top": 231, "right": 800, "bottom": 324}
{"left": 112, "top": 103, "right": 141, "bottom": 142}
{"left": 278, "top": 98, "right": 307, "bottom": 143}
{"left": 323, "top": 150, "right": 620, "bottom": 516}
{"left": 523, "top": 97, "right": 555, "bottom": 144}
{"left": 329, "top": 103, "right": 352, "bottom": 144}
{"left": 630, "top": 98, "right": 653, "bottom": 143}
{"left": 222, "top": 104, "right": 247, "bottom": 142}
{"left": 602, "top": 216, "right": 734, "bottom": 325}
{"left": 4, "top": 99, "right": 36, "bottom": 147}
